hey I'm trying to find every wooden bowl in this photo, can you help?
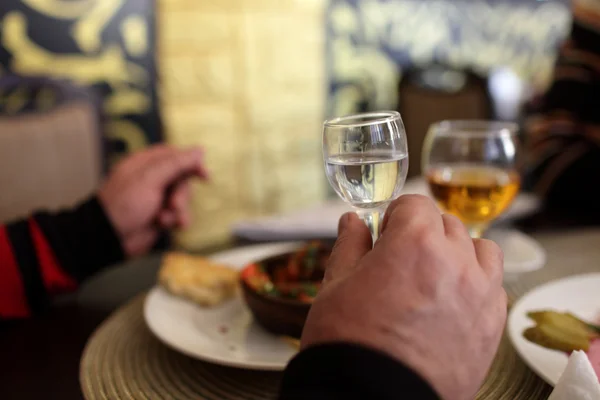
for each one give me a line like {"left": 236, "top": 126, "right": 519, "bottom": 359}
{"left": 240, "top": 245, "right": 331, "bottom": 339}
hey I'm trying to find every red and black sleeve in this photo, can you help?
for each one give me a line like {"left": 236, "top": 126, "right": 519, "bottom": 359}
{"left": 0, "top": 197, "right": 124, "bottom": 319}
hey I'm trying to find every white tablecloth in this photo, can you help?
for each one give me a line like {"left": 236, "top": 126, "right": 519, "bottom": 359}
{"left": 232, "top": 177, "right": 541, "bottom": 241}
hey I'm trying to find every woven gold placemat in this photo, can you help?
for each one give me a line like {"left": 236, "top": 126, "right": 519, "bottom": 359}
{"left": 80, "top": 294, "right": 281, "bottom": 400}
{"left": 81, "top": 294, "right": 551, "bottom": 400}
{"left": 81, "top": 229, "right": 600, "bottom": 400}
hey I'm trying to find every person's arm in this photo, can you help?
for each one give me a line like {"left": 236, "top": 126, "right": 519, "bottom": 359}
{"left": 524, "top": 1, "right": 600, "bottom": 213}
{"left": 0, "top": 145, "right": 207, "bottom": 320}
{"left": 0, "top": 197, "right": 124, "bottom": 319}
{"left": 279, "top": 344, "right": 440, "bottom": 400}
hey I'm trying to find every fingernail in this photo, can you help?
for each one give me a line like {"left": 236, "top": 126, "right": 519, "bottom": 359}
{"left": 338, "top": 212, "right": 353, "bottom": 235}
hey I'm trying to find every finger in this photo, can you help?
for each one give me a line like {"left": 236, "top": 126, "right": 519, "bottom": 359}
{"left": 381, "top": 194, "right": 443, "bottom": 235}
{"left": 441, "top": 213, "right": 471, "bottom": 242}
{"left": 146, "top": 148, "right": 208, "bottom": 189}
{"left": 111, "top": 144, "right": 175, "bottom": 177}
{"left": 473, "top": 238, "right": 504, "bottom": 282}
{"left": 134, "top": 144, "right": 173, "bottom": 161}
{"left": 324, "top": 212, "right": 371, "bottom": 284}
{"left": 129, "top": 145, "right": 192, "bottom": 179}
{"left": 176, "top": 209, "right": 192, "bottom": 228}
{"left": 158, "top": 208, "right": 191, "bottom": 229}
{"left": 158, "top": 210, "right": 178, "bottom": 228}
{"left": 169, "top": 181, "right": 190, "bottom": 211}
{"left": 128, "top": 144, "right": 176, "bottom": 171}
{"left": 167, "top": 182, "right": 192, "bottom": 228}
{"left": 143, "top": 146, "right": 205, "bottom": 175}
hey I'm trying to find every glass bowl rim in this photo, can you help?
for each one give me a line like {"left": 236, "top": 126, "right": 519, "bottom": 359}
{"left": 323, "top": 111, "right": 402, "bottom": 128}
{"left": 428, "top": 120, "right": 519, "bottom": 138}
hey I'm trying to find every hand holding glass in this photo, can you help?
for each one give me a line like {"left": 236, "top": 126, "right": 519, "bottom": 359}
{"left": 323, "top": 111, "right": 409, "bottom": 244}
{"left": 422, "top": 121, "right": 521, "bottom": 238}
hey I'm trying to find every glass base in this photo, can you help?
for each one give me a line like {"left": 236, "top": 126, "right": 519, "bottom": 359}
{"left": 467, "top": 224, "right": 489, "bottom": 239}
{"left": 485, "top": 228, "right": 546, "bottom": 276}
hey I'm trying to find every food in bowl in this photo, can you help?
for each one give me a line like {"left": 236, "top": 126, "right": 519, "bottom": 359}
{"left": 243, "top": 241, "right": 329, "bottom": 303}
{"left": 240, "top": 241, "right": 332, "bottom": 338}
{"left": 159, "top": 252, "right": 239, "bottom": 307}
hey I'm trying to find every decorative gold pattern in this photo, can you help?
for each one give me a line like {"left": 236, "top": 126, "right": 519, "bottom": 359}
{"left": 2, "top": 12, "right": 146, "bottom": 87}
{"left": 71, "top": 0, "right": 126, "bottom": 53}
{"left": 20, "top": 0, "right": 96, "bottom": 20}
{"left": 0, "top": 0, "right": 157, "bottom": 158}
{"left": 121, "top": 15, "right": 149, "bottom": 57}
{"left": 327, "top": 0, "right": 572, "bottom": 116}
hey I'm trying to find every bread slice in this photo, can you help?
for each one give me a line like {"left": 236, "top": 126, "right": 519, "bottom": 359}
{"left": 159, "top": 253, "right": 239, "bottom": 307}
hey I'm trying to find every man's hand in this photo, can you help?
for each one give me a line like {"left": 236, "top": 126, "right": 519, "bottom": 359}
{"left": 301, "top": 195, "right": 507, "bottom": 400}
{"left": 98, "top": 145, "right": 208, "bottom": 257}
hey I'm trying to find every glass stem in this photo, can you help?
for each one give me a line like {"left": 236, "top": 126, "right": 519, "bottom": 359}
{"left": 357, "top": 208, "right": 384, "bottom": 247}
{"left": 467, "top": 224, "right": 487, "bottom": 239}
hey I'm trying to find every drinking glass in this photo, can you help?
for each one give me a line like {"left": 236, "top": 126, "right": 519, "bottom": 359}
{"left": 323, "top": 111, "right": 409, "bottom": 244}
{"left": 422, "top": 120, "right": 521, "bottom": 238}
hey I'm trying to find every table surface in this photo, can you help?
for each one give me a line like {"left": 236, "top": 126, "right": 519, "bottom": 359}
{"left": 0, "top": 209, "right": 597, "bottom": 400}
{"left": 0, "top": 255, "right": 164, "bottom": 400}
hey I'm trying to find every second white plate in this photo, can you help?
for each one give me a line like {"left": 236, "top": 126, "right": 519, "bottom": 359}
{"left": 508, "top": 273, "right": 600, "bottom": 386}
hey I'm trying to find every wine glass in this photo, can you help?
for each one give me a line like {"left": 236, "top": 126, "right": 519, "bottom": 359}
{"left": 421, "top": 120, "right": 521, "bottom": 238}
{"left": 323, "top": 111, "right": 409, "bottom": 244}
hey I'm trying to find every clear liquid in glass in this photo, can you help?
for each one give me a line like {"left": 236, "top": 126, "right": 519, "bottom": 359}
{"left": 326, "top": 152, "right": 409, "bottom": 209}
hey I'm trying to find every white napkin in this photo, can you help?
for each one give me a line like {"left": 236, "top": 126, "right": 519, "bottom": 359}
{"left": 548, "top": 351, "right": 600, "bottom": 400}
{"left": 231, "top": 177, "right": 540, "bottom": 241}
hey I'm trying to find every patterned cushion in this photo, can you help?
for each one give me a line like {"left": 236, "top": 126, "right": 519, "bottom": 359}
{"left": 0, "top": 101, "right": 102, "bottom": 223}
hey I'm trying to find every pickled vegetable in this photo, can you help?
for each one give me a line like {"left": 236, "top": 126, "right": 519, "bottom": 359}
{"left": 523, "top": 309, "right": 600, "bottom": 353}
{"left": 524, "top": 324, "right": 590, "bottom": 352}
{"left": 527, "top": 311, "right": 598, "bottom": 339}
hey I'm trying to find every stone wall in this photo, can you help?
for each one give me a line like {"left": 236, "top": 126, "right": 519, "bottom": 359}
{"left": 158, "top": 0, "right": 327, "bottom": 249}
{"left": 158, "top": 0, "right": 570, "bottom": 249}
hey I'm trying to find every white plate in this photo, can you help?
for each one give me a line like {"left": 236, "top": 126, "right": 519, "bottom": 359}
{"left": 144, "top": 242, "right": 305, "bottom": 371}
{"left": 485, "top": 229, "right": 546, "bottom": 275}
{"left": 507, "top": 273, "right": 600, "bottom": 386}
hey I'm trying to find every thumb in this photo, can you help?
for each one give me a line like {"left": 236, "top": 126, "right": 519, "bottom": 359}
{"left": 324, "top": 213, "right": 372, "bottom": 284}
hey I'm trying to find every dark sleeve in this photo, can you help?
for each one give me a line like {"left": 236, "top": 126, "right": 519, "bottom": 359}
{"left": 0, "top": 196, "right": 124, "bottom": 319}
{"left": 278, "top": 343, "right": 440, "bottom": 400}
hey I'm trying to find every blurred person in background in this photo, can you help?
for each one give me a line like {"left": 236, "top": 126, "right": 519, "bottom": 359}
{"left": 524, "top": 0, "right": 600, "bottom": 220}
{"left": 0, "top": 145, "right": 208, "bottom": 320}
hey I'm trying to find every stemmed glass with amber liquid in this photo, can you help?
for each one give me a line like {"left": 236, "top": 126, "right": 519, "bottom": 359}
{"left": 422, "top": 121, "right": 520, "bottom": 239}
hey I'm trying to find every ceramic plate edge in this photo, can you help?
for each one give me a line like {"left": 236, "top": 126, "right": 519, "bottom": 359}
{"left": 143, "top": 242, "right": 306, "bottom": 371}
{"left": 507, "top": 273, "right": 600, "bottom": 387}
{"left": 143, "top": 288, "right": 287, "bottom": 371}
